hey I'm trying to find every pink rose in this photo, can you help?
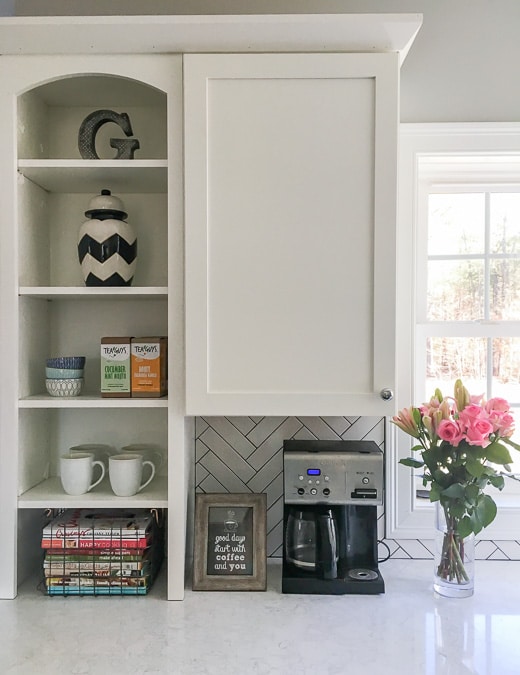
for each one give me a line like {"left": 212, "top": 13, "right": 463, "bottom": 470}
{"left": 458, "top": 405, "right": 487, "bottom": 436}
{"left": 486, "top": 397, "right": 510, "bottom": 414}
{"left": 437, "top": 419, "right": 464, "bottom": 447}
{"left": 459, "top": 404, "right": 485, "bottom": 423}
{"left": 489, "top": 411, "right": 515, "bottom": 437}
{"left": 465, "top": 418, "right": 494, "bottom": 447}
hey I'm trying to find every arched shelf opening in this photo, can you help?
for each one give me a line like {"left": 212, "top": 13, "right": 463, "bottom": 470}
{"left": 17, "top": 73, "right": 167, "bottom": 163}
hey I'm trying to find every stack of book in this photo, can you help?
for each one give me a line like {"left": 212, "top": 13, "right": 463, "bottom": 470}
{"left": 41, "top": 509, "right": 164, "bottom": 595}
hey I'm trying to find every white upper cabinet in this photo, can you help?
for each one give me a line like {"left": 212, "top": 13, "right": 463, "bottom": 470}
{"left": 185, "top": 53, "right": 400, "bottom": 416}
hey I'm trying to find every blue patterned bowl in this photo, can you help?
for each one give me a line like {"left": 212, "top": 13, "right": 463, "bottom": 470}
{"left": 46, "top": 356, "right": 86, "bottom": 369}
{"left": 46, "top": 367, "right": 84, "bottom": 379}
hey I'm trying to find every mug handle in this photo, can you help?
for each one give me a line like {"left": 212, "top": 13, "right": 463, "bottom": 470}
{"left": 138, "top": 460, "right": 156, "bottom": 493}
{"left": 151, "top": 450, "right": 163, "bottom": 470}
{"left": 88, "top": 460, "right": 106, "bottom": 492}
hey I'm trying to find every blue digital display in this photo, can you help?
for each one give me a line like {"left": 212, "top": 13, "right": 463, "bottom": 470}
{"left": 307, "top": 469, "right": 321, "bottom": 476}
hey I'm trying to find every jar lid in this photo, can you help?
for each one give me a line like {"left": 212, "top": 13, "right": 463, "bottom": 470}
{"left": 84, "top": 189, "right": 128, "bottom": 219}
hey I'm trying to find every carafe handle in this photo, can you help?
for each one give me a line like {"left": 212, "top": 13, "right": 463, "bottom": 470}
{"left": 318, "top": 512, "right": 338, "bottom": 580}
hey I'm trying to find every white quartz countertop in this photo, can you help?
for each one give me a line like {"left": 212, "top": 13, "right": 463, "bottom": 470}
{"left": 1, "top": 559, "right": 519, "bottom": 674}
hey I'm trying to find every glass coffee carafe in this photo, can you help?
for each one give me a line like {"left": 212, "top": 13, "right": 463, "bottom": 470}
{"left": 285, "top": 506, "right": 338, "bottom": 579}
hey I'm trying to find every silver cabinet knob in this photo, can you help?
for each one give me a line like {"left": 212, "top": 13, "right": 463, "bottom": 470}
{"left": 380, "top": 388, "right": 394, "bottom": 401}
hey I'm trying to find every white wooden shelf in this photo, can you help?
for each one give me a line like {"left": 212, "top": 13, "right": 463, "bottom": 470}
{"left": 18, "top": 476, "right": 168, "bottom": 509}
{"left": 19, "top": 287, "right": 168, "bottom": 300}
{"left": 18, "top": 159, "right": 168, "bottom": 194}
{"left": 19, "top": 395, "right": 169, "bottom": 409}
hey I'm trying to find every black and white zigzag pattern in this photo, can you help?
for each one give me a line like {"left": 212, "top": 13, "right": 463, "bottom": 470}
{"left": 78, "top": 226, "right": 137, "bottom": 287}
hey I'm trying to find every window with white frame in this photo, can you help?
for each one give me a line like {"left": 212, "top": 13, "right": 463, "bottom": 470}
{"left": 390, "top": 125, "right": 520, "bottom": 539}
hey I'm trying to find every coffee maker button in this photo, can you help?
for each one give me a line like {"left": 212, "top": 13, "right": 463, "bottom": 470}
{"left": 362, "top": 477, "right": 370, "bottom": 484}
{"left": 316, "top": 480, "right": 320, "bottom": 485}
{"left": 297, "top": 487, "right": 305, "bottom": 495}
{"left": 310, "top": 488, "right": 317, "bottom": 495}
{"left": 323, "top": 488, "right": 330, "bottom": 496}
{"left": 299, "top": 475, "right": 304, "bottom": 481}
{"left": 324, "top": 476, "right": 330, "bottom": 482}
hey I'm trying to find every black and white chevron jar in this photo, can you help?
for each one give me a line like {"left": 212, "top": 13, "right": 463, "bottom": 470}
{"left": 78, "top": 189, "right": 137, "bottom": 286}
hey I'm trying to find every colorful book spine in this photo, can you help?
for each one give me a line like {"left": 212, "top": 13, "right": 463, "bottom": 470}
{"left": 45, "top": 575, "right": 151, "bottom": 589}
{"left": 41, "top": 537, "right": 150, "bottom": 550}
{"left": 44, "top": 565, "right": 150, "bottom": 578}
{"left": 47, "top": 587, "right": 148, "bottom": 596}
{"left": 44, "top": 549, "right": 145, "bottom": 560}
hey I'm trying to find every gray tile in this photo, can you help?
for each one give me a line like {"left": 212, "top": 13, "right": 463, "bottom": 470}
{"left": 199, "top": 427, "right": 256, "bottom": 482}
{"left": 475, "top": 540, "right": 499, "bottom": 560}
{"left": 388, "top": 544, "right": 412, "bottom": 559}
{"left": 202, "top": 417, "right": 256, "bottom": 459}
{"left": 195, "top": 438, "right": 210, "bottom": 462}
{"left": 297, "top": 416, "right": 342, "bottom": 440}
{"left": 321, "top": 416, "right": 352, "bottom": 435}
{"left": 199, "top": 451, "right": 250, "bottom": 493}
{"left": 494, "top": 540, "right": 520, "bottom": 560}
{"left": 263, "top": 473, "right": 284, "bottom": 509}
{"left": 226, "top": 416, "right": 257, "bottom": 435}
{"left": 248, "top": 417, "right": 303, "bottom": 471}
{"left": 270, "top": 542, "right": 283, "bottom": 558}
{"left": 247, "top": 417, "right": 290, "bottom": 446}
{"left": 195, "top": 417, "right": 209, "bottom": 437}
{"left": 267, "top": 521, "right": 284, "bottom": 557}
{"left": 195, "top": 463, "right": 209, "bottom": 488}
{"left": 341, "top": 416, "right": 385, "bottom": 444}
{"left": 382, "top": 539, "right": 400, "bottom": 556}
{"left": 488, "top": 549, "right": 509, "bottom": 560}
{"left": 267, "top": 496, "right": 284, "bottom": 533}
{"left": 247, "top": 453, "right": 283, "bottom": 494}
{"left": 197, "top": 473, "right": 227, "bottom": 493}
{"left": 393, "top": 539, "right": 433, "bottom": 559}
{"left": 292, "top": 426, "right": 318, "bottom": 440}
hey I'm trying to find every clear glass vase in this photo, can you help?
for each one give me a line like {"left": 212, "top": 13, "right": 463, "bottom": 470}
{"left": 433, "top": 502, "right": 475, "bottom": 598}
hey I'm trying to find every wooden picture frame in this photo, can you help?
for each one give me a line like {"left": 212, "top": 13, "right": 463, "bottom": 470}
{"left": 193, "top": 493, "right": 267, "bottom": 591}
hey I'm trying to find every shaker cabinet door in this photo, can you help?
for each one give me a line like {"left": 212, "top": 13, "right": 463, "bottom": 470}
{"left": 184, "top": 53, "right": 399, "bottom": 416}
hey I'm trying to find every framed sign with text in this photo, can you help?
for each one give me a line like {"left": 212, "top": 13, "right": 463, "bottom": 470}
{"left": 193, "top": 493, "right": 267, "bottom": 591}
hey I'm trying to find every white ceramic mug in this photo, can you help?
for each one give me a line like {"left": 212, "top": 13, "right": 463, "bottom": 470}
{"left": 120, "top": 443, "right": 164, "bottom": 470}
{"left": 69, "top": 443, "right": 114, "bottom": 467}
{"left": 60, "top": 452, "right": 106, "bottom": 496}
{"left": 109, "top": 453, "right": 156, "bottom": 497}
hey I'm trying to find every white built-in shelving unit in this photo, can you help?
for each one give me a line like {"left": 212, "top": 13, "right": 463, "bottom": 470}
{"left": 0, "top": 54, "right": 188, "bottom": 600}
{"left": 0, "top": 13, "right": 422, "bottom": 602}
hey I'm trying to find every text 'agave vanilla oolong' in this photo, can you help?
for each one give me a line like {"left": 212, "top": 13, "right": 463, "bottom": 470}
{"left": 101, "top": 337, "right": 132, "bottom": 397}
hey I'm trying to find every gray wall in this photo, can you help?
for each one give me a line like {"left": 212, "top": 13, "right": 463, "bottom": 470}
{"left": 9, "top": 0, "right": 520, "bottom": 123}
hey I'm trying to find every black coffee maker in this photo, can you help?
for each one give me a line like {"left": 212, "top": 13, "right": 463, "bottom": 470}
{"left": 282, "top": 439, "right": 385, "bottom": 595}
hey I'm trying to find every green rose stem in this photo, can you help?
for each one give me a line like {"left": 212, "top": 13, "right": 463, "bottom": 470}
{"left": 437, "top": 508, "right": 469, "bottom": 584}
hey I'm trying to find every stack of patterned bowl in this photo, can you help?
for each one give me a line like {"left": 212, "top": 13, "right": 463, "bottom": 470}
{"left": 46, "top": 356, "right": 86, "bottom": 397}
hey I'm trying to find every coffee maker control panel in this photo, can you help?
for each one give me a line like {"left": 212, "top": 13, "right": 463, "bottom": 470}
{"left": 283, "top": 446, "right": 383, "bottom": 506}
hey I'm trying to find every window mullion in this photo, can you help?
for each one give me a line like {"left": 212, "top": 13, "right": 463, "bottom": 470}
{"left": 484, "top": 192, "right": 491, "bottom": 321}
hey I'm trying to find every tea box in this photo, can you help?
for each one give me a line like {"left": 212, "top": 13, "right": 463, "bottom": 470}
{"left": 131, "top": 337, "right": 167, "bottom": 397}
{"left": 100, "top": 337, "right": 132, "bottom": 398}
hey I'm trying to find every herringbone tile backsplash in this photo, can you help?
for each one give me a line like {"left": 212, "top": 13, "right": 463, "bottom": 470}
{"left": 195, "top": 416, "right": 520, "bottom": 561}
{"left": 196, "top": 415, "right": 384, "bottom": 558}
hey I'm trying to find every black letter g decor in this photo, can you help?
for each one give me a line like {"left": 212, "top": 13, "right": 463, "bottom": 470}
{"left": 78, "top": 109, "right": 140, "bottom": 159}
